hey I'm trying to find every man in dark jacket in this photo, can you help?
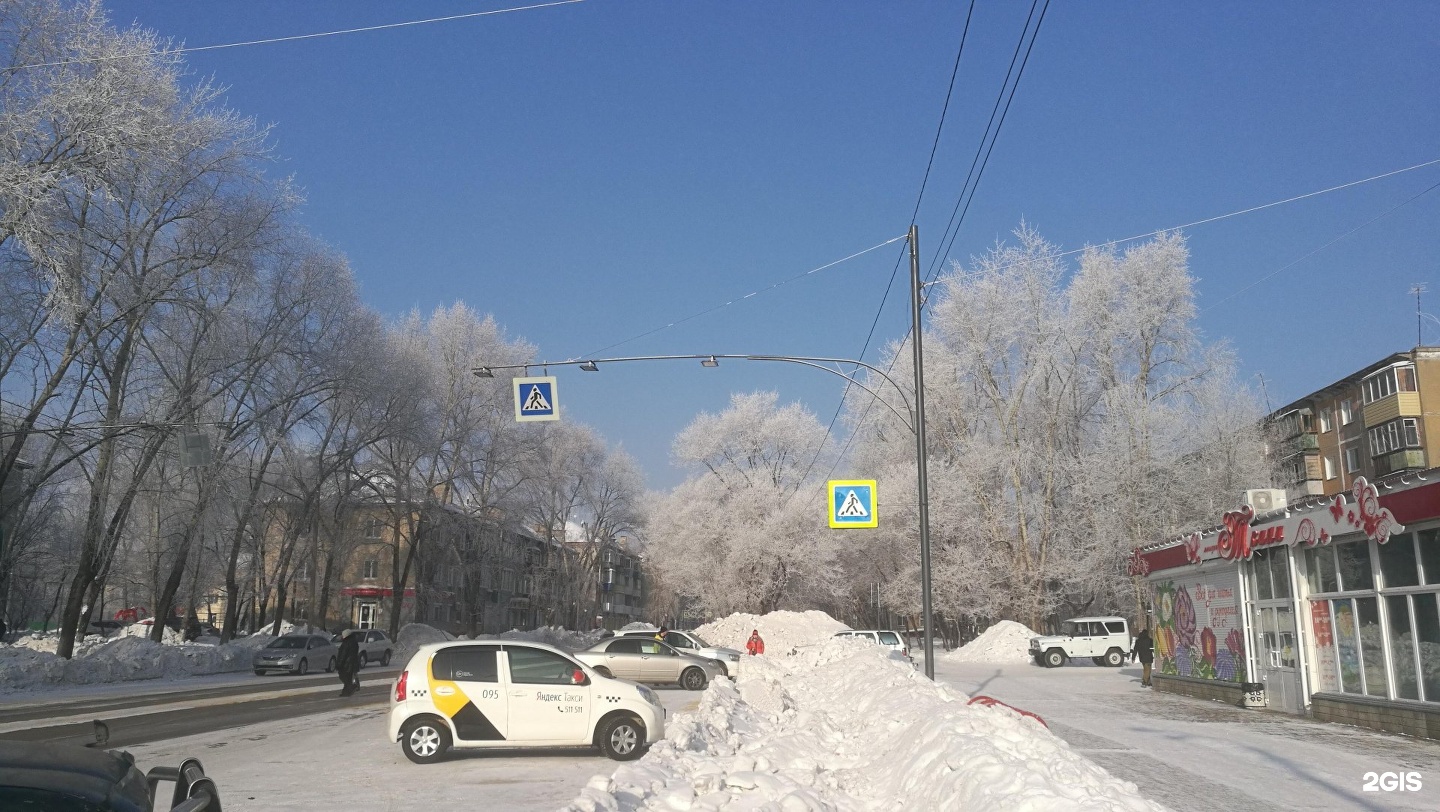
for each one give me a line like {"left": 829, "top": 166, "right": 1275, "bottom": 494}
{"left": 1134, "top": 627, "right": 1154, "bottom": 686}
{"left": 336, "top": 630, "right": 361, "bottom": 696}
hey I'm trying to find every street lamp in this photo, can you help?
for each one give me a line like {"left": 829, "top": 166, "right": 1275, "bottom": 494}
{"left": 472, "top": 226, "right": 936, "bottom": 676}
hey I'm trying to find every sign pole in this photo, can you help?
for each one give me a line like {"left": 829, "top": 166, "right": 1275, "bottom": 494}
{"left": 909, "top": 224, "right": 935, "bottom": 679}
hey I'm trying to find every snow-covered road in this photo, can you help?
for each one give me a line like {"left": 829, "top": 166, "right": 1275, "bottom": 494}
{"left": 934, "top": 659, "right": 1440, "bottom": 811}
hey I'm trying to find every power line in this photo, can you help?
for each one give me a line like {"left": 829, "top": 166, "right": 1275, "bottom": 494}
{"left": 576, "top": 235, "right": 907, "bottom": 358}
{"left": 2, "top": 1, "right": 587, "bottom": 73}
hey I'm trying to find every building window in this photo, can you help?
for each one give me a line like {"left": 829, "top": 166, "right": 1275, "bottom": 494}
{"left": 363, "top": 559, "right": 379, "bottom": 579}
{"left": 1318, "top": 409, "right": 1332, "bottom": 433}
{"left": 1344, "top": 447, "right": 1360, "bottom": 473}
{"left": 1368, "top": 418, "right": 1422, "bottom": 457}
{"left": 1362, "top": 364, "right": 1417, "bottom": 404}
{"left": 1323, "top": 456, "right": 1336, "bottom": 480}
{"left": 363, "top": 517, "right": 383, "bottom": 539}
{"left": 1340, "top": 400, "right": 1353, "bottom": 425}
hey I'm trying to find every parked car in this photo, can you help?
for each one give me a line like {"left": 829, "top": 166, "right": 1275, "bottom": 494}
{"left": 353, "top": 629, "right": 394, "bottom": 667}
{"left": 0, "top": 739, "right": 220, "bottom": 811}
{"left": 252, "top": 633, "right": 337, "bottom": 675}
{"left": 833, "top": 629, "right": 913, "bottom": 664}
{"left": 1028, "top": 616, "right": 1131, "bottom": 668}
{"left": 620, "top": 629, "right": 743, "bottom": 675}
{"left": 574, "top": 637, "right": 724, "bottom": 690}
{"left": 87, "top": 619, "right": 127, "bottom": 637}
{"left": 389, "top": 640, "right": 666, "bottom": 763}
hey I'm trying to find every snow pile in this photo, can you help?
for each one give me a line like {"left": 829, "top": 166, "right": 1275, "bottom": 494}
{"left": 566, "top": 636, "right": 1163, "bottom": 811}
{"left": 694, "top": 610, "right": 847, "bottom": 654}
{"left": 944, "top": 620, "right": 1039, "bottom": 664}
{"left": 119, "top": 620, "right": 184, "bottom": 644}
{"left": 393, "top": 622, "right": 456, "bottom": 664}
{"left": 0, "top": 633, "right": 278, "bottom": 693}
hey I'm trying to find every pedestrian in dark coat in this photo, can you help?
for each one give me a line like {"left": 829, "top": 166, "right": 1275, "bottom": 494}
{"left": 1134, "top": 628, "right": 1154, "bottom": 686}
{"left": 337, "top": 630, "right": 361, "bottom": 696}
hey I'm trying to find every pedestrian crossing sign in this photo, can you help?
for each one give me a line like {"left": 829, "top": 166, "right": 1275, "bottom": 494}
{"left": 513, "top": 376, "right": 559, "bottom": 422}
{"left": 828, "top": 479, "right": 877, "bottom": 528}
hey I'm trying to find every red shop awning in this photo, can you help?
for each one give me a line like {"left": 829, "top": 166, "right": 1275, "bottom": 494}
{"left": 339, "top": 586, "right": 416, "bottom": 598}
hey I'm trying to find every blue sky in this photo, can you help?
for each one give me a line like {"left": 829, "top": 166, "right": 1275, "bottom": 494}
{"left": 105, "top": 1, "right": 1440, "bottom": 489}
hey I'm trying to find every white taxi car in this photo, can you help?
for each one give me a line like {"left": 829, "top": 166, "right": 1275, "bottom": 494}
{"left": 389, "top": 640, "right": 666, "bottom": 764}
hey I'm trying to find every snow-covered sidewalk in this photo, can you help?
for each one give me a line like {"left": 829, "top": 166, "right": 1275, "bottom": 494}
{"left": 934, "top": 660, "right": 1440, "bottom": 811}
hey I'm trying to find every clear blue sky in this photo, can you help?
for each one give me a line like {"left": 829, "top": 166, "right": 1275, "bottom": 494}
{"left": 105, "top": 1, "right": 1440, "bottom": 490}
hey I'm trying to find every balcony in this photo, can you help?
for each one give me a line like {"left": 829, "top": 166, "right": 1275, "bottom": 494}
{"left": 1363, "top": 391, "right": 1422, "bottom": 427}
{"left": 1374, "top": 449, "right": 1427, "bottom": 478}
{"left": 1279, "top": 433, "right": 1320, "bottom": 458}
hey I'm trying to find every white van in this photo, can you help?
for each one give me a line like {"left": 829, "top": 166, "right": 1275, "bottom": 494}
{"left": 1028, "top": 617, "right": 1132, "bottom": 668}
{"left": 389, "top": 640, "right": 666, "bottom": 763}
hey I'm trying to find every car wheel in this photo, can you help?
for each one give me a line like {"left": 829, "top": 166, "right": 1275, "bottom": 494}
{"left": 1103, "top": 648, "right": 1125, "bottom": 667}
{"left": 326, "top": 656, "right": 336, "bottom": 673}
{"left": 681, "top": 667, "right": 707, "bottom": 691}
{"left": 381, "top": 649, "right": 392, "bottom": 666}
{"left": 296, "top": 657, "right": 309, "bottom": 676}
{"left": 359, "top": 652, "right": 368, "bottom": 669}
{"left": 1044, "top": 649, "right": 1065, "bottom": 668}
{"left": 598, "top": 716, "right": 645, "bottom": 761}
{"left": 254, "top": 670, "right": 266, "bottom": 676}
{"left": 401, "top": 718, "right": 451, "bottom": 764}
{"left": 594, "top": 666, "right": 612, "bottom": 678}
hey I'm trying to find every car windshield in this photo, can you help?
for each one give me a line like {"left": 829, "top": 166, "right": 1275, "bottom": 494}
{"left": 267, "top": 636, "right": 307, "bottom": 649}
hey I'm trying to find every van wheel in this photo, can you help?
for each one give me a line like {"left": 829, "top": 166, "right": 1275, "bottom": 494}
{"left": 1044, "top": 649, "right": 1066, "bottom": 668}
{"left": 1103, "top": 648, "right": 1125, "bottom": 667}
{"left": 681, "top": 667, "right": 707, "bottom": 691}
{"left": 1091, "top": 657, "right": 1104, "bottom": 666}
{"left": 594, "top": 666, "right": 612, "bottom": 678}
{"left": 598, "top": 716, "right": 645, "bottom": 761}
{"left": 401, "top": 718, "right": 451, "bottom": 764}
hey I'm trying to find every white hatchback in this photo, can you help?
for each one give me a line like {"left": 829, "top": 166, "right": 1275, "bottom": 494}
{"left": 389, "top": 640, "right": 666, "bottom": 763}
{"left": 833, "top": 630, "right": 913, "bottom": 665}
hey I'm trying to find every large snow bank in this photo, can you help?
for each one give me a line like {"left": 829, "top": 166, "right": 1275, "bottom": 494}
{"left": 566, "top": 635, "right": 1164, "bottom": 811}
{"left": 0, "top": 632, "right": 277, "bottom": 693}
{"left": 944, "top": 620, "right": 1039, "bottom": 665}
{"left": 694, "top": 610, "right": 847, "bottom": 654}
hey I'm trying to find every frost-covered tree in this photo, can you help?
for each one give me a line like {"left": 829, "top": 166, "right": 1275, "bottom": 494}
{"left": 648, "top": 392, "right": 840, "bottom": 614}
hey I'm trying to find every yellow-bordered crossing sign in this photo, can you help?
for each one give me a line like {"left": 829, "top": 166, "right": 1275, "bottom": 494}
{"left": 828, "top": 479, "right": 877, "bottom": 528}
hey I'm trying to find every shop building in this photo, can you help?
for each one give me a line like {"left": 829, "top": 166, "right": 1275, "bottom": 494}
{"left": 1130, "top": 474, "right": 1440, "bottom": 739}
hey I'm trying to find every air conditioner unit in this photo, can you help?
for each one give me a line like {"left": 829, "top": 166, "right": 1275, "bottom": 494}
{"left": 1243, "top": 488, "right": 1287, "bottom": 513}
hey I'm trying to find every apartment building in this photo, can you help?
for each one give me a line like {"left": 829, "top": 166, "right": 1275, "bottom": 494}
{"left": 1270, "top": 348, "right": 1440, "bottom": 502}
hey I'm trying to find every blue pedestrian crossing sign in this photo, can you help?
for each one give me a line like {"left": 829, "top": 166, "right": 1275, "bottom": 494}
{"left": 828, "top": 480, "right": 877, "bottom": 528}
{"left": 513, "top": 376, "right": 559, "bottom": 422}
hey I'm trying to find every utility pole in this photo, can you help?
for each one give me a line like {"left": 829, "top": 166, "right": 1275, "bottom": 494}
{"left": 908, "top": 224, "right": 936, "bottom": 678}
{"left": 1411, "top": 284, "right": 1427, "bottom": 347}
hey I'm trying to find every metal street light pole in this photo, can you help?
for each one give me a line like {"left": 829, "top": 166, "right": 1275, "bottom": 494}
{"left": 908, "top": 224, "right": 936, "bottom": 678}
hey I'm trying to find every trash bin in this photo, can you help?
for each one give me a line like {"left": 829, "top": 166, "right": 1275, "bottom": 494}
{"left": 1240, "top": 682, "right": 1266, "bottom": 708}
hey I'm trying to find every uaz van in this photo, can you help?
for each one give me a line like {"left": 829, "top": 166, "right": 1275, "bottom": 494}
{"left": 1028, "top": 616, "right": 1132, "bottom": 667}
{"left": 389, "top": 640, "right": 666, "bottom": 763}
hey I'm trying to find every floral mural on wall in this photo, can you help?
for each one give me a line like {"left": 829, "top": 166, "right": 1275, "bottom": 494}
{"left": 1150, "top": 580, "right": 1245, "bottom": 683}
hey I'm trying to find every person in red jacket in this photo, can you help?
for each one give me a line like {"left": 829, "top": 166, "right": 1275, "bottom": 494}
{"left": 746, "top": 629, "right": 765, "bottom": 655}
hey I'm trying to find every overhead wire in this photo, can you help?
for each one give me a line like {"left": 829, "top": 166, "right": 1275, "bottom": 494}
{"left": 2, "top": 0, "right": 587, "bottom": 73}
{"left": 793, "top": 0, "right": 978, "bottom": 494}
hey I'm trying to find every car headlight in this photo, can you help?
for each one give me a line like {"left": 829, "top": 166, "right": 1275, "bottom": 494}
{"left": 636, "top": 685, "right": 661, "bottom": 707}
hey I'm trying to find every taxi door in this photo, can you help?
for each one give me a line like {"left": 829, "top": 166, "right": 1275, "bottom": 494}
{"left": 502, "top": 646, "right": 592, "bottom": 742}
{"left": 428, "top": 645, "right": 507, "bottom": 741}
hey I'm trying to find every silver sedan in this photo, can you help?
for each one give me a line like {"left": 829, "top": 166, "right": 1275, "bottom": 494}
{"left": 253, "top": 633, "right": 337, "bottom": 676}
{"left": 574, "top": 637, "right": 725, "bottom": 690}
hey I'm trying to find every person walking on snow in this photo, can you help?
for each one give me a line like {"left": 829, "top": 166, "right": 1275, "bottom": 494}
{"left": 337, "top": 630, "right": 362, "bottom": 696}
{"left": 746, "top": 629, "right": 765, "bottom": 656}
{"left": 1134, "top": 627, "right": 1154, "bottom": 686}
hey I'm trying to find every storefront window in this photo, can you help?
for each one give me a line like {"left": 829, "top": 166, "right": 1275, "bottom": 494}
{"left": 1309, "top": 600, "right": 1340, "bottom": 692}
{"left": 1356, "top": 597, "right": 1387, "bottom": 697}
{"left": 1378, "top": 534, "right": 1419, "bottom": 588}
{"left": 1270, "top": 548, "right": 1291, "bottom": 598}
{"left": 1415, "top": 594, "right": 1440, "bottom": 702}
{"left": 1420, "top": 529, "right": 1440, "bottom": 585}
{"left": 1254, "top": 551, "right": 1274, "bottom": 600}
{"left": 1386, "top": 595, "right": 1420, "bottom": 700}
{"left": 1337, "top": 542, "right": 1374, "bottom": 592}
{"left": 1335, "top": 599, "right": 1361, "bottom": 693}
{"left": 1306, "top": 547, "right": 1339, "bottom": 593}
